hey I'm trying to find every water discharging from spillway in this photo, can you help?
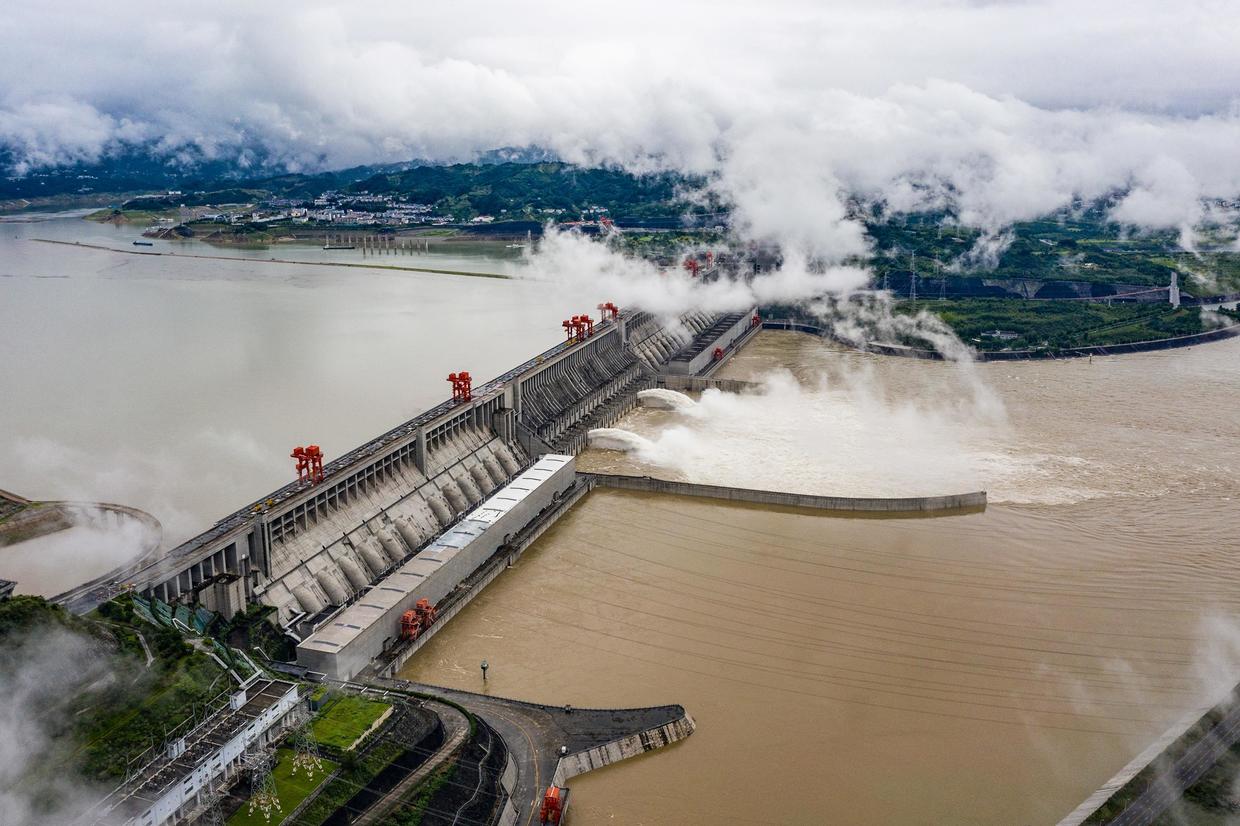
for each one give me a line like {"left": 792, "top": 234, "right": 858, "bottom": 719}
{"left": 404, "top": 331, "right": 1240, "bottom": 826}
{"left": 636, "top": 388, "right": 697, "bottom": 411}
{"left": 586, "top": 427, "right": 656, "bottom": 454}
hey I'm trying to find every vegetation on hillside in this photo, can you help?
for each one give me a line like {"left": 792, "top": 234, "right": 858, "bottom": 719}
{"left": 0, "top": 595, "right": 227, "bottom": 784}
{"left": 868, "top": 211, "right": 1240, "bottom": 294}
{"left": 350, "top": 162, "right": 712, "bottom": 222}
{"left": 898, "top": 299, "right": 1239, "bottom": 351}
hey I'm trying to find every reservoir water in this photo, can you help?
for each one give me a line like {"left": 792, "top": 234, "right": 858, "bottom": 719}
{"left": 0, "top": 213, "right": 561, "bottom": 590}
{"left": 400, "top": 330, "right": 1240, "bottom": 825}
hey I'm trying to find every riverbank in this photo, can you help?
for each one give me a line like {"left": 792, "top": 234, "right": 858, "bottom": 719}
{"left": 30, "top": 238, "right": 512, "bottom": 279}
{"left": 871, "top": 322, "right": 1240, "bottom": 361}
{"left": 761, "top": 316, "right": 1240, "bottom": 361}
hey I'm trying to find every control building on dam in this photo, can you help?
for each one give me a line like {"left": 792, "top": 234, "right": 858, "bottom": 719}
{"left": 62, "top": 307, "right": 760, "bottom": 655}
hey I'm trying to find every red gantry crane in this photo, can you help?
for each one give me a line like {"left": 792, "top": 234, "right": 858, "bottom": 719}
{"left": 400, "top": 597, "right": 439, "bottom": 642}
{"left": 291, "top": 445, "right": 325, "bottom": 484}
{"left": 448, "top": 371, "right": 472, "bottom": 403}
{"left": 561, "top": 314, "right": 595, "bottom": 342}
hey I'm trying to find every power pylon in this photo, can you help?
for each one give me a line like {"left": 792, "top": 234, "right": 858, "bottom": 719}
{"left": 243, "top": 750, "right": 280, "bottom": 822}
{"left": 290, "top": 719, "right": 324, "bottom": 778}
{"left": 196, "top": 784, "right": 225, "bottom": 826}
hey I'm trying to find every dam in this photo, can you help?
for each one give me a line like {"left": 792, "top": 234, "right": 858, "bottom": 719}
{"left": 56, "top": 305, "right": 996, "bottom": 825}
{"left": 59, "top": 306, "right": 984, "bottom": 669}
{"left": 57, "top": 307, "right": 735, "bottom": 620}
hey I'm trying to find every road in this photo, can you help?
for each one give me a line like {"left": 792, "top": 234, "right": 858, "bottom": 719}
{"left": 1109, "top": 700, "right": 1240, "bottom": 825}
{"left": 369, "top": 677, "right": 688, "bottom": 826}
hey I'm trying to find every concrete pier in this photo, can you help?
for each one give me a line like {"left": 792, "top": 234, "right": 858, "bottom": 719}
{"left": 368, "top": 675, "right": 694, "bottom": 825}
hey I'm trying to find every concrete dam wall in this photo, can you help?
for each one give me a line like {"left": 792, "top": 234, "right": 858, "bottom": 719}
{"left": 66, "top": 308, "right": 753, "bottom": 624}
{"left": 587, "top": 473, "right": 987, "bottom": 516}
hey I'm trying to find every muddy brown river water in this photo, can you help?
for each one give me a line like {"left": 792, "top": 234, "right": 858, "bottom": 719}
{"left": 402, "top": 331, "right": 1240, "bottom": 825}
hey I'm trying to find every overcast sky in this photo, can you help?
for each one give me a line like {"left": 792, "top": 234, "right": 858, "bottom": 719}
{"left": 4, "top": 0, "right": 1240, "bottom": 252}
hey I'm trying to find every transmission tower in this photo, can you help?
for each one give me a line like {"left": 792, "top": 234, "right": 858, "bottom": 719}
{"left": 243, "top": 750, "right": 280, "bottom": 823}
{"left": 909, "top": 251, "right": 917, "bottom": 306}
{"left": 195, "top": 784, "right": 225, "bottom": 826}
{"left": 289, "top": 719, "right": 324, "bottom": 778}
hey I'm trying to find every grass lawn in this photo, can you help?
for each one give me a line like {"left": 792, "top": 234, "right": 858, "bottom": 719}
{"left": 311, "top": 695, "right": 392, "bottom": 751}
{"left": 227, "top": 748, "right": 336, "bottom": 826}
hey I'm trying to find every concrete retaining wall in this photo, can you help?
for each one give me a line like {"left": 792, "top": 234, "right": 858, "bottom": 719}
{"left": 586, "top": 473, "right": 986, "bottom": 515}
{"left": 495, "top": 752, "right": 519, "bottom": 826}
{"left": 553, "top": 711, "right": 696, "bottom": 784}
{"left": 658, "top": 375, "right": 760, "bottom": 394}
{"left": 699, "top": 317, "right": 762, "bottom": 377}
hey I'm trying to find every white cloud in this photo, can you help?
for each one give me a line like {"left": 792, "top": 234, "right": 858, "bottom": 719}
{"left": 3, "top": 0, "right": 1240, "bottom": 250}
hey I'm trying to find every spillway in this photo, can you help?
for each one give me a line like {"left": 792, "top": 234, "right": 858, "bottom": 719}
{"left": 587, "top": 427, "right": 656, "bottom": 453}
{"left": 637, "top": 388, "right": 697, "bottom": 410}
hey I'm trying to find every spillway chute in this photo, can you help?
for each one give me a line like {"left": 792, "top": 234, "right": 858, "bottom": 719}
{"left": 396, "top": 517, "right": 424, "bottom": 550}
{"left": 338, "top": 556, "right": 369, "bottom": 590}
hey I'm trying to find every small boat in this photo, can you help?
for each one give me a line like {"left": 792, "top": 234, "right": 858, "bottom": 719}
{"left": 132, "top": 240, "right": 154, "bottom": 247}
{"left": 323, "top": 244, "right": 356, "bottom": 250}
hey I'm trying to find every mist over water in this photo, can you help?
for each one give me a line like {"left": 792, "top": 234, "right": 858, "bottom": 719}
{"left": 0, "top": 507, "right": 159, "bottom": 597}
{"left": 592, "top": 365, "right": 1014, "bottom": 500}
{"left": 585, "top": 331, "right": 1240, "bottom": 507}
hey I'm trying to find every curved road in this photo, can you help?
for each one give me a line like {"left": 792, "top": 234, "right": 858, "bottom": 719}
{"left": 1109, "top": 701, "right": 1240, "bottom": 825}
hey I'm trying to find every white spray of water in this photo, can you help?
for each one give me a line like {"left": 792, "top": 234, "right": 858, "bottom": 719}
{"left": 637, "top": 388, "right": 698, "bottom": 411}
{"left": 1, "top": 506, "right": 159, "bottom": 597}
{"left": 590, "top": 371, "right": 1021, "bottom": 499}
{"left": 587, "top": 427, "right": 657, "bottom": 455}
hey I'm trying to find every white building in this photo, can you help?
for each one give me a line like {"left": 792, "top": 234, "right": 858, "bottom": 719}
{"left": 94, "top": 679, "right": 302, "bottom": 826}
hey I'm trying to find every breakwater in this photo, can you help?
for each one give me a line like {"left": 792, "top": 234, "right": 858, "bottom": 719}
{"left": 585, "top": 473, "right": 986, "bottom": 515}
{"left": 658, "top": 375, "right": 760, "bottom": 394}
{"left": 552, "top": 709, "right": 697, "bottom": 782}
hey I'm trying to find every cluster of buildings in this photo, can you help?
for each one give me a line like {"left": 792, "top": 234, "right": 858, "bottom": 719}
{"left": 203, "top": 192, "right": 454, "bottom": 227}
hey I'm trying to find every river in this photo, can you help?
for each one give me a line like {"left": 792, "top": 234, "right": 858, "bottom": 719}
{"left": 5, "top": 214, "right": 1239, "bottom": 821}
{"left": 400, "top": 330, "right": 1240, "bottom": 825}
{"left": 0, "top": 213, "right": 562, "bottom": 591}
